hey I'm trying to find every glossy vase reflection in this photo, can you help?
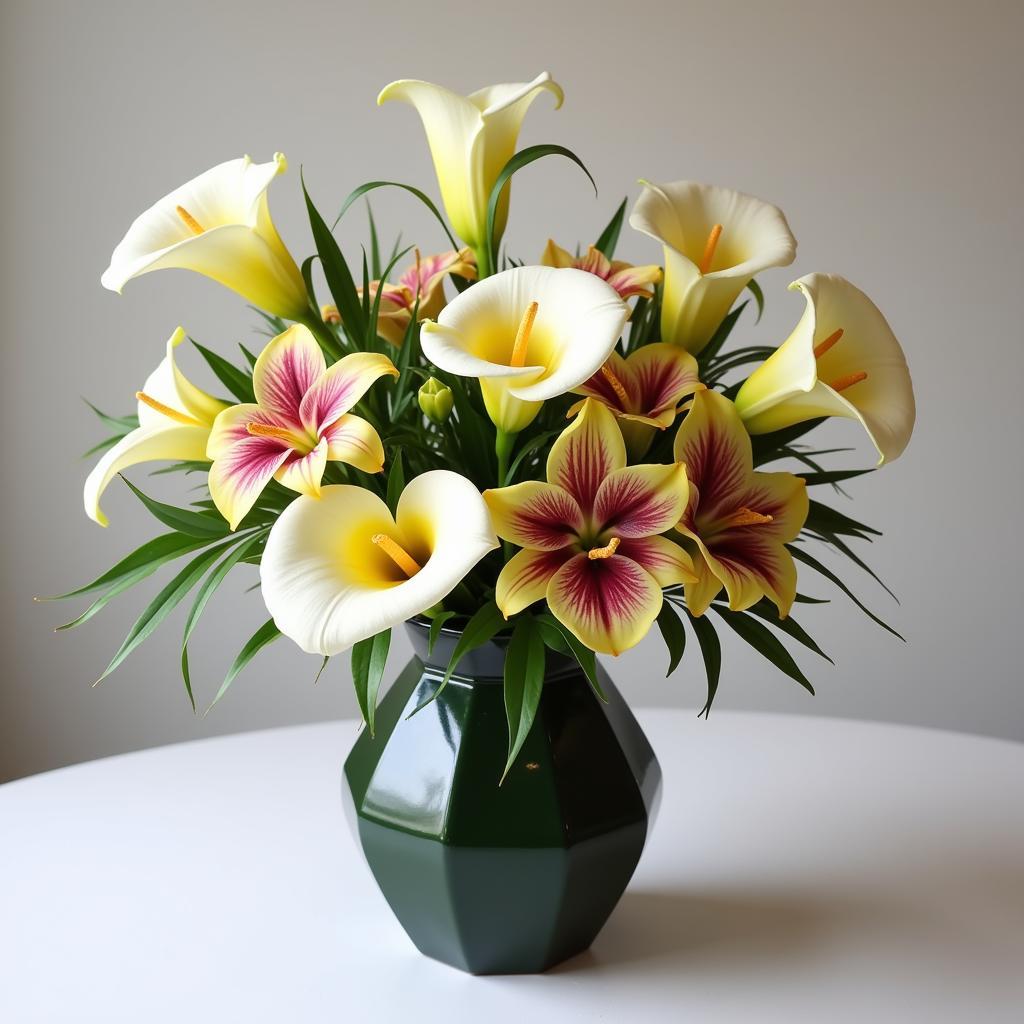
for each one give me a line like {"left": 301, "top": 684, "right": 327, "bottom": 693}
{"left": 343, "top": 619, "right": 661, "bottom": 975}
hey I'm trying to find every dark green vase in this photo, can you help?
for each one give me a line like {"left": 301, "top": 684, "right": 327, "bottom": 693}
{"left": 343, "top": 619, "right": 661, "bottom": 975}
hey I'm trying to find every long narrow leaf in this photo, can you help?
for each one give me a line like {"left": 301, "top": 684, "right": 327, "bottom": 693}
{"left": 594, "top": 197, "right": 627, "bottom": 258}
{"left": 191, "top": 340, "right": 256, "bottom": 402}
{"left": 535, "top": 613, "right": 606, "bottom": 701}
{"left": 684, "top": 608, "right": 721, "bottom": 717}
{"left": 712, "top": 607, "right": 815, "bottom": 693}
{"left": 744, "top": 600, "right": 833, "bottom": 663}
{"left": 656, "top": 600, "right": 687, "bottom": 676}
{"left": 332, "top": 180, "right": 458, "bottom": 250}
{"left": 501, "top": 615, "right": 546, "bottom": 783}
{"left": 207, "top": 619, "right": 281, "bottom": 712}
{"left": 351, "top": 628, "right": 392, "bottom": 736}
{"left": 120, "top": 476, "right": 229, "bottom": 538}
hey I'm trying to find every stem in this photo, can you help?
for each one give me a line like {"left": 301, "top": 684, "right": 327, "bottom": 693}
{"left": 474, "top": 243, "right": 494, "bottom": 281}
{"left": 495, "top": 429, "right": 516, "bottom": 487}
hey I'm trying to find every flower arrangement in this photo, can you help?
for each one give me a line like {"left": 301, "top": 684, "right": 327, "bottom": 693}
{"left": 50, "top": 72, "right": 915, "bottom": 775}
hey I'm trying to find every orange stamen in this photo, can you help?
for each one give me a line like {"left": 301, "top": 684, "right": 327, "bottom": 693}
{"left": 813, "top": 328, "right": 844, "bottom": 360}
{"left": 414, "top": 248, "right": 423, "bottom": 294}
{"left": 599, "top": 363, "right": 631, "bottom": 407}
{"left": 588, "top": 536, "right": 621, "bottom": 560}
{"left": 509, "top": 301, "right": 539, "bottom": 368}
{"left": 721, "top": 507, "right": 774, "bottom": 528}
{"left": 698, "top": 223, "right": 723, "bottom": 275}
{"left": 372, "top": 534, "right": 422, "bottom": 577}
{"left": 135, "top": 391, "right": 203, "bottom": 427}
{"left": 246, "top": 422, "right": 299, "bottom": 443}
{"left": 175, "top": 205, "right": 205, "bottom": 235}
{"left": 827, "top": 371, "right": 868, "bottom": 393}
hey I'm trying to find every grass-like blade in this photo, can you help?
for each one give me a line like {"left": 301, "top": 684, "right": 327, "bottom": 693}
{"left": 799, "top": 469, "right": 875, "bottom": 487}
{"left": 746, "top": 279, "right": 765, "bottom": 322}
{"left": 656, "top": 600, "right": 687, "bottom": 676}
{"left": 385, "top": 449, "right": 405, "bottom": 515}
{"left": 83, "top": 399, "right": 138, "bottom": 432}
{"left": 594, "top": 197, "right": 627, "bottom": 258}
{"left": 427, "top": 610, "right": 457, "bottom": 655}
{"left": 697, "top": 301, "right": 750, "bottom": 368}
{"left": 206, "top": 619, "right": 281, "bottom": 712}
{"left": 332, "top": 180, "right": 458, "bottom": 250}
{"left": 501, "top": 615, "right": 546, "bottom": 783}
{"left": 191, "top": 340, "right": 256, "bottom": 403}
{"left": 712, "top": 606, "right": 815, "bottom": 694}
{"left": 351, "top": 628, "right": 392, "bottom": 736}
{"left": 120, "top": 476, "right": 230, "bottom": 538}
{"left": 744, "top": 600, "right": 833, "bottom": 663}
{"left": 535, "top": 612, "right": 606, "bottom": 701}
{"left": 685, "top": 608, "right": 722, "bottom": 717}
{"left": 806, "top": 499, "right": 882, "bottom": 539}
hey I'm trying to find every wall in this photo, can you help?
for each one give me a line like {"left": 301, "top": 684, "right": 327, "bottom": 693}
{"left": 2, "top": 0, "right": 1021, "bottom": 781}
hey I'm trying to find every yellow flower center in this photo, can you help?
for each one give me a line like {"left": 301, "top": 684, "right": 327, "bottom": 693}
{"left": 587, "top": 536, "right": 621, "bottom": 560}
{"left": 720, "top": 507, "right": 774, "bottom": 528}
{"left": 827, "top": 371, "right": 868, "bottom": 393}
{"left": 371, "top": 534, "right": 422, "bottom": 577}
{"left": 698, "top": 223, "right": 724, "bottom": 275}
{"left": 135, "top": 391, "right": 204, "bottom": 427}
{"left": 509, "top": 301, "right": 539, "bottom": 368}
{"left": 599, "top": 363, "right": 631, "bottom": 407}
{"left": 175, "top": 205, "right": 206, "bottom": 236}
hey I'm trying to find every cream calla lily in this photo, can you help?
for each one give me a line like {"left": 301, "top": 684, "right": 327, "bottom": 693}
{"left": 260, "top": 471, "right": 499, "bottom": 656}
{"left": 84, "top": 328, "right": 227, "bottom": 526}
{"left": 101, "top": 153, "right": 309, "bottom": 319}
{"left": 378, "top": 74, "right": 564, "bottom": 253}
{"left": 421, "top": 265, "right": 628, "bottom": 433}
{"left": 734, "top": 274, "right": 916, "bottom": 464}
{"left": 629, "top": 180, "right": 797, "bottom": 353}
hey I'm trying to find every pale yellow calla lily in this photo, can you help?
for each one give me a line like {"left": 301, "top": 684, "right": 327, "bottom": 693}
{"left": 421, "top": 265, "right": 628, "bottom": 434}
{"left": 101, "top": 153, "right": 309, "bottom": 320}
{"left": 260, "top": 471, "right": 498, "bottom": 656}
{"left": 629, "top": 180, "right": 797, "bottom": 353}
{"left": 734, "top": 274, "right": 916, "bottom": 465}
{"left": 378, "top": 74, "right": 564, "bottom": 253}
{"left": 84, "top": 328, "right": 227, "bottom": 526}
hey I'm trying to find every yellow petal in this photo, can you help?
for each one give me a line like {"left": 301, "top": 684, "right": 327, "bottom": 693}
{"left": 547, "top": 398, "right": 626, "bottom": 510}
{"left": 495, "top": 547, "right": 572, "bottom": 618}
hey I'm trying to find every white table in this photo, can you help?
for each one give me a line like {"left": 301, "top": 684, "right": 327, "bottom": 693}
{"left": 2, "top": 712, "right": 1022, "bottom": 1023}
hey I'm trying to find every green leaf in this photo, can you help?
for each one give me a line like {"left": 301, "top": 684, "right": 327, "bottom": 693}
{"left": 55, "top": 565, "right": 164, "bottom": 632}
{"left": 180, "top": 531, "right": 265, "bottom": 711}
{"left": 794, "top": 593, "right": 830, "bottom": 604}
{"left": 427, "top": 610, "right": 457, "bottom": 655}
{"left": 744, "top": 600, "right": 833, "bottom": 663}
{"left": 697, "top": 301, "right": 749, "bottom": 367}
{"left": 351, "top": 628, "right": 392, "bottom": 736}
{"left": 82, "top": 434, "right": 127, "bottom": 458}
{"left": 410, "top": 601, "right": 507, "bottom": 714}
{"left": 505, "top": 429, "right": 561, "bottom": 483}
{"left": 594, "top": 197, "right": 627, "bottom": 258}
{"left": 806, "top": 499, "right": 883, "bottom": 539}
{"left": 367, "top": 244, "right": 415, "bottom": 349}
{"left": 656, "top": 600, "right": 687, "bottom": 676}
{"left": 501, "top": 616, "right": 546, "bottom": 783}
{"left": 385, "top": 449, "right": 405, "bottom": 515}
{"left": 207, "top": 619, "right": 281, "bottom": 712}
{"left": 302, "top": 172, "right": 367, "bottom": 340}
{"left": 191, "top": 340, "right": 256, "bottom": 403}
{"left": 788, "top": 545, "right": 904, "bottom": 640}
{"left": 332, "top": 180, "right": 458, "bottom": 250}
{"left": 39, "top": 532, "right": 210, "bottom": 601}
{"left": 97, "top": 540, "right": 236, "bottom": 683}
{"left": 366, "top": 200, "right": 382, "bottom": 280}
{"left": 799, "top": 469, "right": 875, "bottom": 487}
{"left": 535, "top": 615, "right": 570, "bottom": 655}
{"left": 535, "top": 613, "right": 606, "bottom": 701}
{"left": 712, "top": 606, "right": 815, "bottom": 694}
{"left": 746, "top": 279, "right": 765, "bottom": 322}
{"left": 120, "top": 476, "right": 230, "bottom": 538}
{"left": 484, "top": 144, "right": 597, "bottom": 267}
{"left": 750, "top": 420, "right": 826, "bottom": 466}
{"left": 83, "top": 399, "right": 138, "bottom": 432}
{"left": 686, "top": 610, "right": 722, "bottom": 717}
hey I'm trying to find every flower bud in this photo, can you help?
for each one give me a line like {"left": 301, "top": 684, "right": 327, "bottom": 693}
{"left": 418, "top": 377, "right": 454, "bottom": 424}
{"left": 321, "top": 303, "right": 341, "bottom": 325}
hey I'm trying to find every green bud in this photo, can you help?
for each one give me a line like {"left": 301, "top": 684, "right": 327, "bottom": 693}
{"left": 418, "top": 377, "right": 454, "bottom": 424}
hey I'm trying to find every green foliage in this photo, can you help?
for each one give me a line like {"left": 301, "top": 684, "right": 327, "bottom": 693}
{"left": 192, "top": 340, "right": 256, "bottom": 402}
{"left": 352, "top": 628, "right": 392, "bottom": 736}
{"left": 594, "top": 197, "right": 627, "bottom": 258}
{"left": 332, "top": 180, "right": 459, "bottom": 251}
{"left": 208, "top": 619, "right": 281, "bottom": 712}
{"left": 501, "top": 614, "right": 546, "bottom": 782}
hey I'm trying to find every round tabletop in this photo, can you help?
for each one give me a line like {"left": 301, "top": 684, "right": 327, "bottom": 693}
{"left": 2, "top": 711, "right": 1022, "bottom": 1023}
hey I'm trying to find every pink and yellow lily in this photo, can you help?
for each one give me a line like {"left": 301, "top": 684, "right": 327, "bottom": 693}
{"left": 672, "top": 389, "right": 808, "bottom": 617}
{"left": 360, "top": 248, "right": 476, "bottom": 347}
{"left": 569, "top": 342, "right": 703, "bottom": 458}
{"left": 484, "top": 399, "right": 695, "bottom": 656}
{"left": 207, "top": 324, "right": 397, "bottom": 530}
{"left": 541, "top": 240, "right": 661, "bottom": 303}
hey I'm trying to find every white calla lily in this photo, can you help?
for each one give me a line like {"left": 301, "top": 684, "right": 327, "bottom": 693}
{"left": 421, "top": 265, "right": 628, "bottom": 433}
{"left": 84, "top": 328, "right": 227, "bottom": 526}
{"left": 629, "top": 180, "right": 796, "bottom": 353}
{"left": 378, "top": 74, "right": 563, "bottom": 255}
{"left": 260, "top": 471, "right": 498, "bottom": 656}
{"left": 735, "top": 273, "right": 915, "bottom": 464}
{"left": 101, "top": 153, "right": 309, "bottom": 319}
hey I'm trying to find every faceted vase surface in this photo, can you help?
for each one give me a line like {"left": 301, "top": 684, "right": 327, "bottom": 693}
{"left": 343, "top": 619, "right": 661, "bottom": 975}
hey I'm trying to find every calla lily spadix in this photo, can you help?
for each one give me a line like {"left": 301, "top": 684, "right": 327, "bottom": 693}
{"left": 207, "top": 325, "right": 397, "bottom": 530}
{"left": 734, "top": 273, "right": 916, "bottom": 465}
{"left": 378, "top": 74, "right": 564, "bottom": 256}
{"left": 541, "top": 240, "right": 662, "bottom": 303}
{"left": 672, "top": 389, "right": 808, "bottom": 618}
{"left": 359, "top": 248, "right": 476, "bottom": 347}
{"left": 421, "top": 265, "right": 628, "bottom": 434}
{"left": 484, "top": 399, "right": 695, "bottom": 656}
{"left": 629, "top": 180, "right": 797, "bottom": 353}
{"left": 260, "top": 471, "right": 498, "bottom": 656}
{"left": 84, "top": 327, "right": 227, "bottom": 527}
{"left": 568, "top": 342, "right": 703, "bottom": 458}
{"left": 101, "top": 153, "right": 309, "bottom": 320}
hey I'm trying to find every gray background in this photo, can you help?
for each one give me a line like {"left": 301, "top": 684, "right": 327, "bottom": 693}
{"left": 2, "top": 0, "right": 1021, "bottom": 783}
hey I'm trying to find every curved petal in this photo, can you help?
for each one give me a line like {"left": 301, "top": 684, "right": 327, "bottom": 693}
{"left": 615, "top": 535, "right": 696, "bottom": 587}
{"left": 274, "top": 438, "right": 328, "bottom": 498}
{"left": 207, "top": 404, "right": 292, "bottom": 530}
{"left": 420, "top": 321, "right": 543, "bottom": 382}
{"left": 83, "top": 424, "right": 210, "bottom": 527}
{"left": 575, "top": 351, "right": 637, "bottom": 413}
{"left": 623, "top": 343, "right": 703, "bottom": 418}
{"left": 681, "top": 545, "right": 725, "bottom": 616}
{"left": 483, "top": 481, "right": 585, "bottom": 551}
{"left": 547, "top": 398, "right": 626, "bottom": 510}
{"left": 540, "top": 239, "right": 576, "bottom": 269}
{"left": 322, "top": 413, "right": 386, "bottom": 474}
{"left": 606, "top": 261, "right": 662, "bottom": 300}
{"left": 260, "top": 473, "right": 498, "bottom": 655}
{"left": 547, "top": 553, "right": 663, "bottom": 656}
{"left": 593, "top": 463, "right": 688, "bottom": 539}
{"left": 136, "top": 327, "right": 227, "bottom": 428}
{"left": 299, "top": 351, "right": 398, "bottom": 436}
{"left": 253, "top": 325, "right": 326, "bottom": 432}
{"left": 495, "top": 547, "right": 573, "bottom": 618}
